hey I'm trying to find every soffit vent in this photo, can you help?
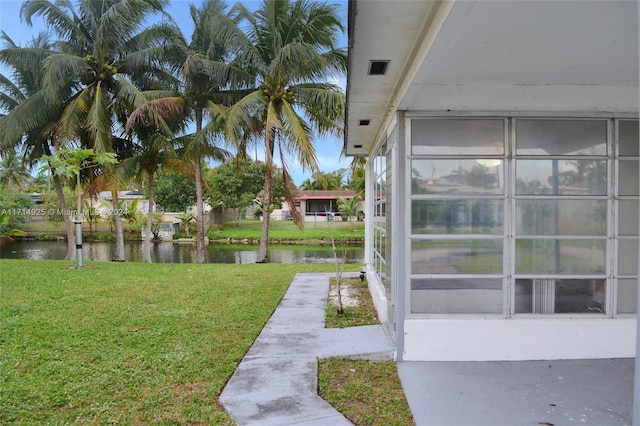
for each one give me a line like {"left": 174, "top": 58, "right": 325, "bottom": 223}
{"left": 368, "top": 60, "right": 390, "bottom": 75}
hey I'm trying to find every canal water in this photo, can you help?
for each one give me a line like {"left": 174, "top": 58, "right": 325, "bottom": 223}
{"left": 1, "top": 240, "right": 364, "bottom": 264}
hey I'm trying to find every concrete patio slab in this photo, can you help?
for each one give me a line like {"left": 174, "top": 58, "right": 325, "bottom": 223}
{"left": 398, "top": 358, "right": 633, "bottom": 426}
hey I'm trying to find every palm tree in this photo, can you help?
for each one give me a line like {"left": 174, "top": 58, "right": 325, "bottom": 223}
{"left": 336, "top": 194, "right": 360, "bottom": 230}
{"left": 298, "top": 177, "right": 315, "bottom": 191}
{"left": 216, "top": 0, "right": 347, "bottom": 262}
{"left": 0, "top": 32, "right": 78, "bottom": 260}
{"left": 127, "top": 0, "right": 240, "bottom": 263}
{"left": 20, "top": 0, "right": 175, "bottom": 261}
{"left": 347, "top": 156, "right": 366, "bottom": 194}
{"left": 44, "top": 147, "right": 118, "bottom": 266}
{"left": 119, "top": 131, "right": 182, "bottom": 263}
{"left": 298, "top": 169, "right": 345, "bottom": 190}
{"left": 0, "top": 148, "right": 32, "bottom": 191}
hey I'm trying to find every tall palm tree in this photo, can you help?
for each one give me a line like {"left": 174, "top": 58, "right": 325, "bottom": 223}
{"left": 215, "top": 0, "right": 347, "bottom": 262}
{"left": 127, "top": 0, "right": 241, "bottom": 263}
{"left": 0, "top": 32, "right": 77, "bottom": 260}
{"left": 20, "top": 0, "right": 175, "bottom": 261}
{"left": 119, "top": 131, "right": 182, "bottom": 263}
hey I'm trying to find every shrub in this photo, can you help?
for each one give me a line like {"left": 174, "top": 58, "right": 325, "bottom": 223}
{"left": 0, "top": 188, "right": 33, "bottom": 236}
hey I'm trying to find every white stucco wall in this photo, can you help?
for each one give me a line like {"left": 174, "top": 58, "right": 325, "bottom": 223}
{"left": 411, "top": 84, "right": 638, "bottom": 114}
{"left": 366, "top": 265, "right": 389, "bottom": 324}
{"left": 403, "top": 318, "right": 636, "bottom": 361}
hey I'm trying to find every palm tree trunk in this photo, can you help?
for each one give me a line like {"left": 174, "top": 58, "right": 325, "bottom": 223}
{"left": 111, "top": 189, "right": 125, "bottom": 261}
{"left": 45, "top": 143, "right": 74, "bottom": 260}
{"left": 257, "top": 131, "right": 275, "bottom": 263}
{"left": 52, "top": 171, "right": 75, "bottom": 260}
{"left": 257, "top": 171, "right": 271, "bottom": 263}
{"left": 194, "top": 106, "right": 206, "bottom": 264}
{"left": 194, "top": 159, "right": 206, "bottom": 263}
{"left": 142, "top": 171, "right": 154, "bottom": 263}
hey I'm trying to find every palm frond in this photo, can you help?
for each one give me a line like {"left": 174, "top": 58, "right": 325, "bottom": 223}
{"left": 115, "top": 77, "right": 157, "bottom": 113}
{"left": 125, "top": 97, "right": 185, "bottom": 134}
{"left": 0, "top": 46, "right": 57, "bottom": 83}
{"left": 21, "top": 0, "right": 80, "bottom": 42}
{"left": 0, "top": 74, "right": 25, "bottom": 112}
{"left": 0, "top": 90, "right": 60, "bottom": 148}
{"left": 295, "top": 85, "right": 345, "bottom": 135}
{"left": 295, "top": 0, "right": 345, "bottom": 47}
{"left": 41, "top": 53, "right": 87, "bottom": 102}
{"left": 264, "top": 101, "right": 283, "bottom": 164}
{"left": 164, "top": 157, "right": 195, "bottom": 178}
{"left": 279, "top": 99, "right": 317, "bottom": 171}
{"left": 280, "top": 154, "right": 303, "bottom": 228}
{"left": 0, "top": 31, "right": 18, "bottom": 49}
{"left": 206, "top": 8, "right": 266, "bottom": 76}
{"left": 224, "top": 90, "right": 267, "bottom": 146}
{"left": 185, "top": 53, "right": 255, "bottom": 91}
{"left": 187, "top": 118, "right": 231, "bottom": 163}
{"left": 269, "top": 43, "right": 346, "bottom": 84}
{"left": 85, "top": 83, "right": 113, "bottom": 153}
{"left": 97, "top": 0, "right": 168, "bottom": 54}
{"left": 58, "top": 87, "right": 92, "bottom": 142}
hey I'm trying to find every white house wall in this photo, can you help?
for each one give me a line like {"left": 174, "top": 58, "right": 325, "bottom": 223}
{"left": 408, "top": 84, "right": 637, "bottom": 114}
{"left": 404, "top": 318, "right": 636, "bottom": 361}
{"left": 349, "top": 0, "right": 639, "bottom": 362}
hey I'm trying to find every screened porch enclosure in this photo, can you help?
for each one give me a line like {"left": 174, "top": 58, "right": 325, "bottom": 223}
{"left": 407, "top": 117, "right": 639, "bottom": 317}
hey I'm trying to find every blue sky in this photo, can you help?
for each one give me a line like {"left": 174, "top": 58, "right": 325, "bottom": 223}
{"left": 0, "top": 0, "right": 350, "bottom": 185}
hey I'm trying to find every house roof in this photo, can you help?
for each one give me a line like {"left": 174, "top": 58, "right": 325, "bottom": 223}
{"left": 98, "top": 190, "right": 146, "bottom": 201}
{"left": 255, "top": 190, "right": 359, "bottom": 201}
{"left": 345, "top": 0, "right": 639, "bottom": 156}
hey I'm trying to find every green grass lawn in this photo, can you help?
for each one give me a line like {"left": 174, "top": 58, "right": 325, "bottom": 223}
{"left": 0, "top": 259, "right": 360, "bottom": 424}
{"left": 318, "top": 359, "right": 415, "bottom": 426}
{"left": 22, "top": 218, "right": 365, "bottom": 243}
{"left": 209, "top": 218, "right": 364, "bottom": 241}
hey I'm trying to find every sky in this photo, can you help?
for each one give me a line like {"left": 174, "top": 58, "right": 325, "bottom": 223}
{"left": 0, "top": 0, "right": 350, "bottom": 185}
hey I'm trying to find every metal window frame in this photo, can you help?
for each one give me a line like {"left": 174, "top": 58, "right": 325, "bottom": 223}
{"left": 403, "top": 115, "right": 638, "bottom": 319}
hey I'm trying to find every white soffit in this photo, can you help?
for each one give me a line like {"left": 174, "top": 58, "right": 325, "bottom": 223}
{"left": 346, "top": 0, "right": 441, "bottom": 156}
{"left": 345, "top": 0, "right": 639, "bottom": 155}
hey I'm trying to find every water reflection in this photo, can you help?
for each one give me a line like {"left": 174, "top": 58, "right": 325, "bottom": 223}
{"left": 1, "top": 240, "right": 364, "bottom": 264}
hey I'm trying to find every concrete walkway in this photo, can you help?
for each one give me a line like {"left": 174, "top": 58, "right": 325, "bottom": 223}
{"left": 219, "top": 273, "right": 393, "bottom": 426}
{"left": 220, "top": 272, "right": 634, "bottom": 426}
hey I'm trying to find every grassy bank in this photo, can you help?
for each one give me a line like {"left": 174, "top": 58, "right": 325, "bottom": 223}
{"left": 21, "top": 218, "right": 365, "bottom": 243}
{"left": 0, "top": 260, "right": 360, "bottom": 424}
{"left": 210, "top": 219, "right": 364, "bottom": 242}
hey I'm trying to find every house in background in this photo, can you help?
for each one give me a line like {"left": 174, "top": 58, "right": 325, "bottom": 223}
{"left": 346, "top": 0, "right": 639, "bottom": 361}
{"left": 97, "top": 190, "right": 216, "bottom": 226}
{"left": 285, "top": 190, "right": 361, "bottom": 221}
{"left": 96, "top": 190, "right": 151, "bottom": 216}
{"left": 261, "top": 190, "right": 363, "bottom": 221}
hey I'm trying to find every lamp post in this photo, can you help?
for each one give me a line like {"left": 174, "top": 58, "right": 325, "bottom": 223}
{"left": 42, "top": 148, "right": 117, "bottom": 268}
{"left": 75, "top": 219, "right": 83, "bottom": 268}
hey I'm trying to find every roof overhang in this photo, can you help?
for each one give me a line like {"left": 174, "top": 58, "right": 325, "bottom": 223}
{"left": 345, "top": 0, "right": 639, "bottom": 156}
